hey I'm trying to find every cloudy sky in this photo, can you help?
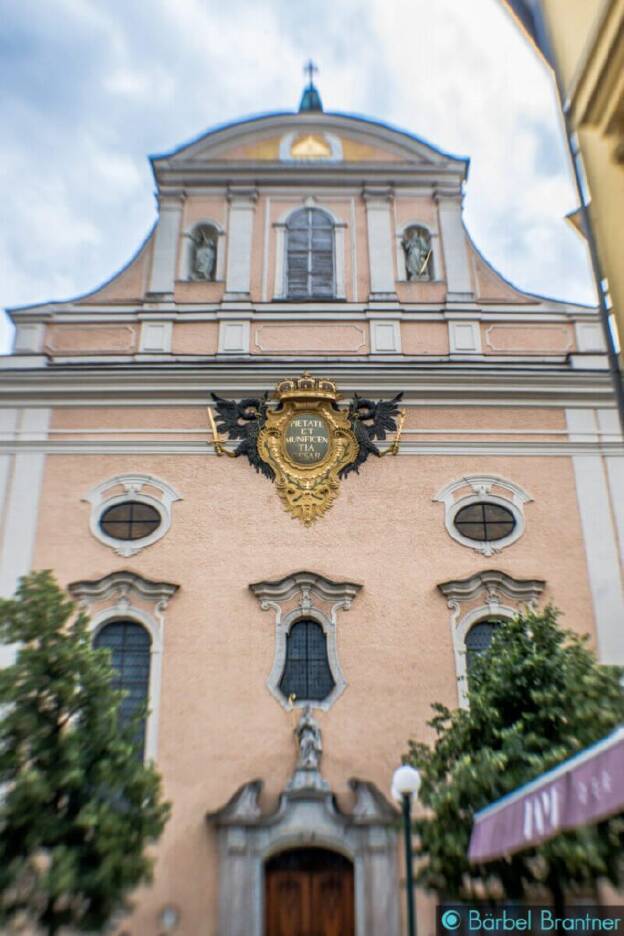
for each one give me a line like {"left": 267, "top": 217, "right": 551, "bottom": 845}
{"left": 0, "top": 0, "right": 595, "bottom": 352}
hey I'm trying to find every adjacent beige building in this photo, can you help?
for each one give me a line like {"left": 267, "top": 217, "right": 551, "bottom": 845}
{"left": 502, "top": 0, "right": 624, "bottom": 359}
{"left": 2, "top": 82, "right": 624, "bottom": 935}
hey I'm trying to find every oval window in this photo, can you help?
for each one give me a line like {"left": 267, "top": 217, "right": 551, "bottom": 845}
{"left": 99, "top": 501, "right": 162, "bottom": 541}
{"left": 453, "top": 502, "right": 515, "bottom": 543}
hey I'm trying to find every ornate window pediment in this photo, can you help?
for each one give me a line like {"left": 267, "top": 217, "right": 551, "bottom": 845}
{"left": 68, "top": 571, "right": 179, "bottom": 760}
{"left": 438, "top": 569, "right": 545, "bottom": 706}
{"left": 250, "top": 570, "right": 361, "bottom": 711}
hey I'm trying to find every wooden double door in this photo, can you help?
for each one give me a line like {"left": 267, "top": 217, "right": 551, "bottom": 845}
{"left": 265, "top": 848, "right": 355, "bottom": 936}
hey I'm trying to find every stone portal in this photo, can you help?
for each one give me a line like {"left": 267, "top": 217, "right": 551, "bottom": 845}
{"left": 208, "top": 708, "right": 400, "bottom": 936}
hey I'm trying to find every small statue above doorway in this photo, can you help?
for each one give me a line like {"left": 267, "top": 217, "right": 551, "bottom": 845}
{"left": 288, "top": 705, "right": 329, "bottom": 792}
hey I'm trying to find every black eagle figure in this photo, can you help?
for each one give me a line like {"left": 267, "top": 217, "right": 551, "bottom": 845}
{"left": 210, "top": 393, "right": 275, "bottom": 481}
{"left": 340, "top": 392, "right": 404, "bottom": 479}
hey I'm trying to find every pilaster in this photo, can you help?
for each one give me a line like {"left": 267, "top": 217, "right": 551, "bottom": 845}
{"left": 0, "top": 408, "right": 50, "bottom": 666}
{"left": 148, "top": 194, "right": 184, "bottom": 296}
{"left": 363, "top": 188, "right": 396, "bottom": 300}
{"left": 224, "top": 187, "right": 258, "bottom": 300}
{"left": 436, "top": 191, "right": 474, "bottom": 300}
{"left": 566, "top": 408, "right": 624, "bottom": 664}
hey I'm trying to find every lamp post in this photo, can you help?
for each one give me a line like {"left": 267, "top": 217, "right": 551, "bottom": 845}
{"left": 392, "top": 764, "right": 421, "bottom": 936}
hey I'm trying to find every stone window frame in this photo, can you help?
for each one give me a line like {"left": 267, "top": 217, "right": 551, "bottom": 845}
{"left": 438, "top": 569, "right": 544, "bottom": 707}
{"left": 83, "top": 473, "right": 182, "bottom": 558}
{"left": 273, "top": 200, "right": 346, "bottom": 300}
{"left": 434, "top": 474, "right": 532, "bottom": 557}
{"left": 179, "top": 218, "right": 226, "bottom": 282}
{"left": 395, "top": 219, "right": 440, "bottom": 282}
{"left": 250, "top": 570, "right": 361, "bottom": 711}
{"left": 68, "top": 571, "right": 179, "bottom": 762}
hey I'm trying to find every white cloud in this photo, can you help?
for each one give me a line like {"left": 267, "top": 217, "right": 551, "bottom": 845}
{"left": 1, "top": 0, "right": 596, "bottom": 354}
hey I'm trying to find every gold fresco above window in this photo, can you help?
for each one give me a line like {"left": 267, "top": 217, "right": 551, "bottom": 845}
{"left": 290, "top": 133, "right": 332, "bottom": 159}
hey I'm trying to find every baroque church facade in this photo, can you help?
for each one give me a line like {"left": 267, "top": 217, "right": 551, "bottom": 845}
{"left": 2, "top": 79, "right": 623, "bottom": 935}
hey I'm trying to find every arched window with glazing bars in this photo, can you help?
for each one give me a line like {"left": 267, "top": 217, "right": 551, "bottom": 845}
{"left": 465, "top": 619, "right": 501, "bottom": 674}
{"left": 286, "top": 208, "right": 335, "bottom": 299}
{"left": 279, "top": 618, "right": 335, "bottom": 702}
{"left": 94, "top": 620, "right": 151, "bottom": 757}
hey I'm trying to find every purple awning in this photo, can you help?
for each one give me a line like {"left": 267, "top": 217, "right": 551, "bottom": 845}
{"left": 468, "top": 726, "right": 624, "bottom": 863}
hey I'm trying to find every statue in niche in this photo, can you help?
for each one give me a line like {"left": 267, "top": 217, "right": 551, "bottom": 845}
{"left": 295, "top": 705, "right": 322, "bottom": 770}
{"left": 402, "top": 226, "right": 432, "bottom": 280}
{"left": 191, "top": 225, "right": 217, "bottom": 281}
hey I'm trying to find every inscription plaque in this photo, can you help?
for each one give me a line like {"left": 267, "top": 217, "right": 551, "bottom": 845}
{"left": 284, "top": 414, "right": 330, "bottom": 465}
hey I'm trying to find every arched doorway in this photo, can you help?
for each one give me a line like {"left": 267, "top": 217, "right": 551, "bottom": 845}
{"left": 265, "top": 847, "right": 355, "bottom": 936}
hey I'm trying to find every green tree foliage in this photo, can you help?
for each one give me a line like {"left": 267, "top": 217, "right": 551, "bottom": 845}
{"left": 407, "top": 607, "right": 624, "bottom": 907}
{"left": 0, "top": 571, "right": 170, "bottom": 935}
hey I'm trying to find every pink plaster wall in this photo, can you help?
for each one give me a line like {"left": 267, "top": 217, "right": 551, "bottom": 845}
{"left": 44, "top": 325, "right": 137, "bottom": 355}
{"left": 182, "top": 197, "right": 227, "bottom": 231}
{"left": 171, "top": 323, "right": 219, "bottom": 356}
{"left": 397, "top": 281, "right": 448, "bottom": 303}
{"left": 174, "top": 281, "right": 224, "bottom": 303}
{"left": 76, "top": 237, "right": 152, "bottom": 304}
{"left": 354, "top": 200, "right": 370, "bottom": 300}
{"left": 248, "top": 195, "right": 266, "bottom": 302}
{"left": 251, "top": 321, "right": 368, "bottom": 355}
{"left": 482, "top": 323, "right": 575, "bottom": 354}
{"left": 471, "top": 248, "right": 534, "bottom": 304}
{"left": 401, "top": 322, "right": 449, "bottom": 355}
{"left": 31, "top": 407, "right": 597, "bottom": 935}
{"left": 394, "top": 196, "right": 438, "bottom": 230}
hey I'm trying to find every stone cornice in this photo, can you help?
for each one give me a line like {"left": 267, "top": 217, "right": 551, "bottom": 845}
{"left": 0, "top": 362, "right": 616, "bottom": 408}
{"left": 155, "top": 164, "right": 464, "bottom": 191}
{"left": 8, "top": 296, "right": 597, "bottom": 320}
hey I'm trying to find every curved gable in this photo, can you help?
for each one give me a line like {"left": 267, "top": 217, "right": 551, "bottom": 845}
{"left": 152, "top": 111, "right": 469, "bottom": 173}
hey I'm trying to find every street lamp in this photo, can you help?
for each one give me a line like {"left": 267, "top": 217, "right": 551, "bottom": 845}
{"left": 392, "top": 764, "right": 421, "bottom": 936}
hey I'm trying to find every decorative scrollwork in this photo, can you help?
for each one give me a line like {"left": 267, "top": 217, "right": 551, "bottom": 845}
{"left": 208, "top": 374, "right": 404, "bottom": 524}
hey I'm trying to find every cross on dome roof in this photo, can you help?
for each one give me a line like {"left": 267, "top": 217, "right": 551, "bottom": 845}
{"left": 299, "top": 60, "right": 323, "bottom": 113}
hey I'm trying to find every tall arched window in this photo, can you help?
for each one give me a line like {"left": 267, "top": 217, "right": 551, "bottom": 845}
{"left": 286, "top": 208, "right": 335, "bottom": 299}
{"left": 94, "top": 620, "right": 151, "bottom": 756}
{"left": 465, "top": 619, "right": 501, "bottom": 674}
{"left": 279, "top": 619, "right": 335, "bottom": 703}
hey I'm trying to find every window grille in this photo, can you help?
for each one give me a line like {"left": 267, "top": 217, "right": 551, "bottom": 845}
{"left": 279, "top": 618, "right": 335, "bottom": 702}
{"left": 465, "top": 620, "right": 501, "bottom": 673}
{"left": 99, "top": 501, "right": 161, "bottom": 542}
{"left": 286, "top": 208, "right": 335, "bottom": 299}
{"left": 94, "top": 621, "right": 151, "bottom": 756}
{"left": 454, "top": 502, "right": 515, "bottom": 543}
